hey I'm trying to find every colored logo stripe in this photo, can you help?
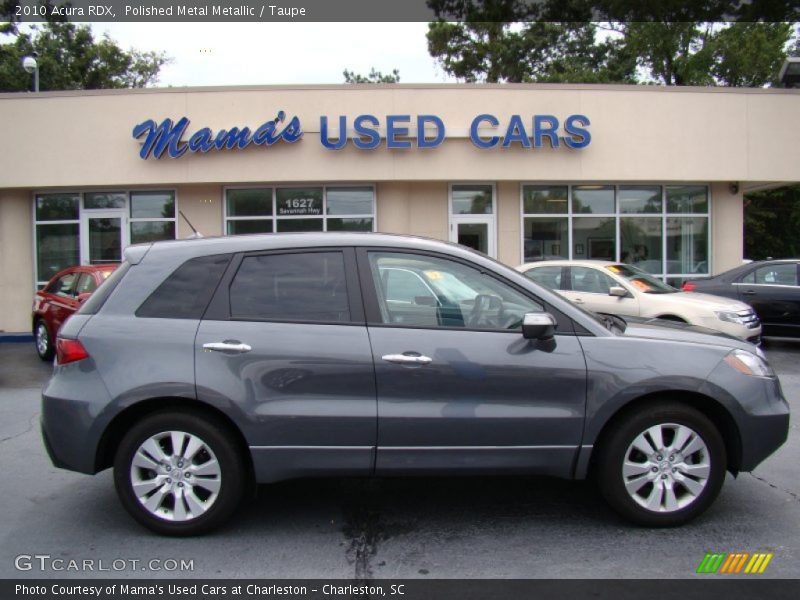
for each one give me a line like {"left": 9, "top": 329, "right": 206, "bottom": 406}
{"left": 697, "top": 552, "right": 773, "bottom": 574}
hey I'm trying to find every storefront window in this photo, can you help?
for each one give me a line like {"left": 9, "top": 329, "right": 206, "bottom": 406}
{"left": 451, "top": 185, "right": 493, "bottom": 214}
{"left": 523, "top": 217, "right": 568, "bottom": 261}
{"left": 130, "top": 191, "right": 176, "bottom": 244}
{"left": 573, "top": 217, "right": 616, "bottom": 260}
{"left": 131, "top": 221, "right": 177, "bottom": 245}
{"left": 521, "top": 184, "right": 710, "bottom": 281}
{"left": 572, "top": 186, "right": 615, "bottom": 214}
{"left": 620, "top": 217, "right": 663, "bottom": 274}
{"left": 619, "top": 186, "right": 662, "bottom": 214}
{"left": 667, "top": 217, "right": 709, "bottom": 275}
{"left": 224, "top": 186, "right": 375, "bottom": 235}
{"left": 84, "top": 192, "right": 126, "bottom": 210}
{"left": 36, "top": 223, "right": 80, "bottom": 283}
{"left": 36, "top": 193, "right": 79, "bottom": 221}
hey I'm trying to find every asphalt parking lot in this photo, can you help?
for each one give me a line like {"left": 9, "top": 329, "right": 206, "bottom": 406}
{"left": 0, "top": 339, "right": 798, "bottom": 580}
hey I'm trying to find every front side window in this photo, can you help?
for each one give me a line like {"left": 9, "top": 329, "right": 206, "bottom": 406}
{"left": 750, "top": 264, "right": 798, "bottom": 286}
{"left": 368, "top": 252, "right": 543, "bottom": 330}
{"left": 568, "top": 266, "right": 616, "bottom": 295}
{"left": 229, "top": 252, "right": 350, "bottom": 323}
{"left": 53, "top": 272, "right": 78, "bottom": 297}
{"left": 75, "top": 273, "right": 97, "bottom": 295}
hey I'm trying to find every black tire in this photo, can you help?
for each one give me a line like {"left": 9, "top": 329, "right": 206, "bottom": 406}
{"left": 113, "top": 410, "right": 247, "bottom": 536}
{"left": 34, "top": 319, "right": 54, "bottom": 361}
{"left": 596, "top": 402, "right": 726, "bottom": 527}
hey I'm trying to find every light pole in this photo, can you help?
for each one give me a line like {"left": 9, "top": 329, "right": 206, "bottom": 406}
{"left": 778, "top": 57, "right": 800, "bottom": 88}
{"left": 22, "top": 54, "right": 39, "bottom": 92}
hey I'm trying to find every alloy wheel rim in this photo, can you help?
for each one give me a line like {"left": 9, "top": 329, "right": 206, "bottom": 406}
{"left": 36, "top": 323, "right": 49, "bottom": 355}
{"left": 129, "top": 430, "right": 222, "bottom": 522}
{"left": 621, "top": 422, "right": 711, "bottom": 513}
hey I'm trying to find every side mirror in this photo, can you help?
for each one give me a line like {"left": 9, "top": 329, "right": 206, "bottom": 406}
{"left": 522, "top": 312, "right": 557, "bottom": 340}
{"left": 609, "top": 286, "right": 628, "bottom": 298}
{"left": 76, "top": 292, "right": 92, "bottom": 304}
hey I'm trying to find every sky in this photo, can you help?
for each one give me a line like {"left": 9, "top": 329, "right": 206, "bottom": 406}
{"left": 90, "top": 22, "right": 456, "bottom": 86}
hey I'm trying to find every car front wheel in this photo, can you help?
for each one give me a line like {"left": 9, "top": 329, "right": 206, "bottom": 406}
{"left": 34, "top": 319, "right": 54, "bottom": 361}
{"left": 114, "top": 411, "right": 246, "bottom": 536}
{"left": 596, "top": 402, "right": 726, "bottom": 527}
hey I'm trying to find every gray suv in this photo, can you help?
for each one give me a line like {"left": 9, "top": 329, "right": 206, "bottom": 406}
{"left": 41, "top": 233, "right": 789, "bottom": 535}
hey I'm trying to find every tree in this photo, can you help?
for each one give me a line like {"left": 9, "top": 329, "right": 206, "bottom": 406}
{"left": 744, "top": 186, "right": 800, "bottom": 260}
{"left": 425, "top": 1, "right": 796, "bottom": 86}
{"left": 0, "top": 20, "right": 170, "bottom": 91}
{"left": 343, "top": 67, "right": 401, "bottom": 83}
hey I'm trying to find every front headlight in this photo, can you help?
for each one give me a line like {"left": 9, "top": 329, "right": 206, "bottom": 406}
{"left": 723, "top": 349, "right": 775, "bottom": 378}
{"left": 715, "top": 310, "right": 750, "bottom": 325}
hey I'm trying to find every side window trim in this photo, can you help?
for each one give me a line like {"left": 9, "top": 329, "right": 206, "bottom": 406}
{"left": 203, "top": 246, "right": 365, "bottom": 325}
{"left": 354, "top": 246, "right": 576, "bottom": 335}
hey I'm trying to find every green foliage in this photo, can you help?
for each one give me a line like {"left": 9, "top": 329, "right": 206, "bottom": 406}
{"left": 0, "top": 20, "right": 170, "bottom": 91}
{"left": 425, "top": 1, "right": 796, "bottom": 86}
{"left": 744, "top": 186, "right": 800, "bottom": 260}
{"left": 343, "top": 67, "right": 401, "bottom": 84}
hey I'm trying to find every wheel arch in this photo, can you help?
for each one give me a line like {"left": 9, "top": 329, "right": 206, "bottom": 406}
{"left": 95, "top": 397, "right": 254, "bottom": 481}
{"left": 653, "top": 314, "right": 688, "bottom": 323}
{"left": 584, "top": 390, "right": 742, "bottom": 477}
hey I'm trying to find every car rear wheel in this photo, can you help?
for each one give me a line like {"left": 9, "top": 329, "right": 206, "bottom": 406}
{"left": 596, "top": 402, "right": 726, "bottom": 527}
{"left": 114, "top": 411, "right": 246, "bottom": 536}
{"left": 34, "top": 319, "right": 54, "bottom": 361}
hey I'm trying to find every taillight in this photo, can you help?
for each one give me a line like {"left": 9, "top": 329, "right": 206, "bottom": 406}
{"left": 682, "top": 281, "right": 697, "bottom": 292}
{"left": 56, "top": 338, "right": 89, "bottom": 365}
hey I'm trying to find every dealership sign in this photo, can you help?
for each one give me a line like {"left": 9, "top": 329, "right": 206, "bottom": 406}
{"left": 132, "top": 112, "right": 591, "bottom": 159}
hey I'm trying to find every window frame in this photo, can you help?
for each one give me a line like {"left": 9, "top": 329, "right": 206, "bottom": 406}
{"left": 223, "top": 184, "right": 377, "bottom": 235}
{"left": 203, "top": 247, "right": 366, "bottom": 326}
{"left": 520, "top": 182, "right": 711, "bottom": 283}
{"left": 736, "top": 262, "right": 800, "bottom": 288}
{"left": 354, "top": 247, "right": 576, "bottom": 335}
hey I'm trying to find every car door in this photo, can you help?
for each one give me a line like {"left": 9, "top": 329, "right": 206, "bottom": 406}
{"left": 736, "top": 262, "right": 800, "bottom": 337}
{"left": 357, "top": 248, "right": 587, "bottom": 478}
{"left": 195, "top": 248, "right": 377, "bottom": 482}
{"left": 47, "top": 270, "right": 81, "bottom": 333}
{"left": 562, "top": 266, "right": 639, "bottom": 317}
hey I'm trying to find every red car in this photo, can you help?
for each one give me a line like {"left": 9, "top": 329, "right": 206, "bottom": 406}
{"left": 32, "top": 265, "right": 117, "bottom": 360}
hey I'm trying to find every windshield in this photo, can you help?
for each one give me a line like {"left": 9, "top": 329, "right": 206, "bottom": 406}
{"left": 606, "top": 264, "right": 677, "bottom": 294}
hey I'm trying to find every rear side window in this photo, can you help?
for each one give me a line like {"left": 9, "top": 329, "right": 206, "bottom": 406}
{"left": 78, "top": 263, "right": 131, "bottom": 315}
{"left": 136, "top": 254, "right": 232, "bottom": 319}
{"left": 229, "top": 251, "right": 350, "bottom": 323}
{"left": 75, "top": 273, "right": 97, "bottom": 295}
{"left": 524, "top": 266, "right": 562, "bottom": 290}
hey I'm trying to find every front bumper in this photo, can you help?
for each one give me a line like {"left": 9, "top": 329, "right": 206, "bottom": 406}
{"left": 700, "top": 362, "right": 790, "bottom": 473}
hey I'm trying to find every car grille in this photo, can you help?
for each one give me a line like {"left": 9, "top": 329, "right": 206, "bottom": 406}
{"left": 738, "top": 309, "right": 761, "bottom": 329}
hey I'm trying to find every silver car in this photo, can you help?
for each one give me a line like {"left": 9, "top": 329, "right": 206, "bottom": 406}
{"left": 41, "top": 233, "right": 789, "bottom": 535}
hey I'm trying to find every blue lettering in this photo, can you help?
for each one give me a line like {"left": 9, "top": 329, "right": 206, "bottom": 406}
{"left": 386, "top": 115, "right": 412, "bottom": 149}
{"left": 187, "top": 127, "right": 213, "bottom": 153}
{"left": 469, "top": 114, "right": 499, "bottom": 149}
{"left": 353, "top": 115, "right": 381, "bottom": 150}
{"left": 132, "top": 117, "right": 189, "bottom": 159}
{"left": 533, "top": 115, "right": 560, "bottom": 148}
{"left": 214, "top": 127, "right": 252, "bottom": 150}
{"left": 319, "top": 116, "right": 347, "bottom": 150}
{"left": 417, "top": 115, "right": 445, "bottom": 149}
{"left": 253, "top": 120, "right": 278, "bottom": 145}
{"left": 502, "top": 115, "right": 531, "bottom": 148}
{"left": 563, "top": 114, "right": 591, "bottom": 149}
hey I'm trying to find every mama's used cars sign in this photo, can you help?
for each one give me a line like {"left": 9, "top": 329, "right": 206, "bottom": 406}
{"left": 132, "top": 112, "right": 591, "bottom": 159}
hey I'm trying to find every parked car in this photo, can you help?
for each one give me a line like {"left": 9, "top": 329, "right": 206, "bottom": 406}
{"left": 683, "top": 260, "right": 800, "bottom": 339}
{"left": 32, "top": 264, "right": 117, "bottom": 360}
{"left": 516, "top": 260, "right": 761, "bottom": 344}
{"left": 42, "top": 234, "right": 788, "bottom": 535}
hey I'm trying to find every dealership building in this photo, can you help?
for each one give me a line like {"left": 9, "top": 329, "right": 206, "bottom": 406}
{"left": 1, "top": 83, "right": 798, "bottom": 335}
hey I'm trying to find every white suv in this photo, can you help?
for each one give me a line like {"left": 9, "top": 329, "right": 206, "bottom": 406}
{"left": 517, "top": 260, "right": 761, "bottom": 343}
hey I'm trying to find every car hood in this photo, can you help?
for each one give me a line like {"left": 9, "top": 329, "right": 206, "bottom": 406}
{"left": 646, "top": 291, "right": 751, "bottom": 312}
{"left": 617, "top": 315, "right": 756, "bottom": 352}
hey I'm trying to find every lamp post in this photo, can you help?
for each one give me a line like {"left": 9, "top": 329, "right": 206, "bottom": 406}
{"left": 22, "top": 54, "right": 39, "bottom": 92}
{"left": 778, "top": 57, "right": 800, "bottom": 88}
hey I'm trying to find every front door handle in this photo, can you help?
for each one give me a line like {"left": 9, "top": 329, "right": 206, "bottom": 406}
{"left": 382, "top": 352, "right": 433, "bottom": 366}
{"left": 203, "top": 340, "right": 252, "bottom": 354}
{"left": 741, "top": 290, "right": 757, "bottom": 296}
{"left": 573, "top": 297, "right": 585, "bottom": 304}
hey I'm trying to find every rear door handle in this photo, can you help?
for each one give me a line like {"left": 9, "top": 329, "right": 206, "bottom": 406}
{"left": 573, "top": 297, "right": 585, "bottom": 304}
{"left": 203, "top": 340, "right": 252, "bottom": 354}
{"left": 742, "top": 290, "right": 757, "bottom": 296}
{"left": 382, "top": 353, "right": 433, "bottom": 366}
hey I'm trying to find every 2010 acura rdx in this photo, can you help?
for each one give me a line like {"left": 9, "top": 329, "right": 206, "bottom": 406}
{"left": 41, "top": 233, "right": 789, "bottom": 535}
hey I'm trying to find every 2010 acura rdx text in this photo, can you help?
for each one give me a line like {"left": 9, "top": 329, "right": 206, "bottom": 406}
{"left": 41, "top": 233, "right": 789, "bottom": 535}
